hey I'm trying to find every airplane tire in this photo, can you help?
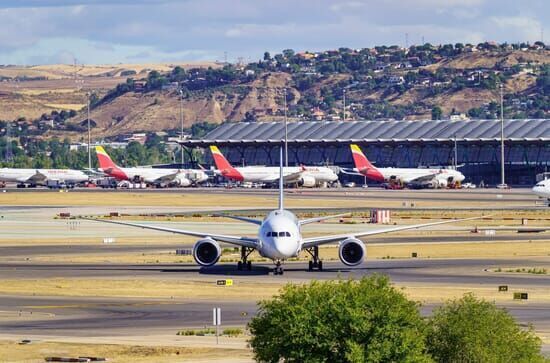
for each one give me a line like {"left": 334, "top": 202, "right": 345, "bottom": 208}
{"left": 247, "top": 261, "right": 252, "bottom": 270}
{"left": 308, "top": 261, "right": 313, "bottom": 271}
{"left": 237, "top": 261, "right": 242, "bottom": 271}
{"left": 318, "top": 261, "right": 323, "bottom": 271}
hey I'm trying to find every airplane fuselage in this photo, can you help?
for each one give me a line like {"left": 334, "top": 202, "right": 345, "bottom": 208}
{"left": 257, "top": 209, "right": 302, "bottom": 260}
{"left": 356, "top": 167, "right": 465, "bottom": 186}
{"left": 102, "top": 167, "right": 208, "bottom": 185}
{"left": 218, "top": 166, "right": 338, "bottom": 185}
{"left": 0, "top": 168, "right": 89, "bottom": 184}
{"left": 533, "top": 179, "right": 550, "bottom": 204}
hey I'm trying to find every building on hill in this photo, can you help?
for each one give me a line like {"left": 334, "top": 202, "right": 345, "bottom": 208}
{"left": 180, "top": 119, "right": 550, "bottom": 186}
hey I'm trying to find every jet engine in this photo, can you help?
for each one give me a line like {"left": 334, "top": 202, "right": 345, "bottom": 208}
{"left": 338, "top": 238, "right": 366, "bottom": 266}
{"left": 173, "top": 175, "right": 191, "bottom": 187}
{"left": 193, "top": 238, "right": 221, "bottom": 266}
{"left": 298, "top": 175, "right": 316, "bottom": 188}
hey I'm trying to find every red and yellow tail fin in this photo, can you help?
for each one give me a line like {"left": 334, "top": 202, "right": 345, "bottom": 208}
{"left": 95, "top": 146, "right": 118, "bottom": 170}
{"left": 350, "top": 144, "right": 384, "bottom": 182}
{"left": 209, "top": 146, "right": 243, "bottom": 181}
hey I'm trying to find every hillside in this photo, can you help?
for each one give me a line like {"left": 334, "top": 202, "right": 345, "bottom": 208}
{"left": 0, "top": 62, "right": 221, "bottom": 121}
{"left": 1, "top": 43, "right": 548, "bottom": 141}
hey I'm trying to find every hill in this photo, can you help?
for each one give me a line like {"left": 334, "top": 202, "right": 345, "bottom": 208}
{"left": 1, "top": 42, "right": 548, "bottom": 141}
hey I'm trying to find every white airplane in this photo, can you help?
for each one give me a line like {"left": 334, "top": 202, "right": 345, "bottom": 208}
{"left": 209, "top": 145, "right": 338, "bottom": 187}
{"left": 0, "top": 168, "right": 89, "bottom": 188}
{"left": 95, "top": 146, "right": 208, "bottom": 187}
{"left": 89, "top": 147, "right": 481, "bottom": 275}
{"left": 533, "top": 179, "right": 550, "bottom": 206}
{"left": 349, "top": 144, "right": 465, "bottom": 189}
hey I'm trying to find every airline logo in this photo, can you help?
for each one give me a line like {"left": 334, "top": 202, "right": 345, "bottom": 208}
{"left": 350, "top": 144, "right": 385, "bottom": 182}
{"left": 209, "top": 146, "right": 244, "bottom": 181}
{"left": 95, "top": 146, "right": 128, "bottom": 180}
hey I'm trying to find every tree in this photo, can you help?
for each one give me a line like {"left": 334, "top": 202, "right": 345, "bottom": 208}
{"left": 427, "top": 294, "right": 546, "bottom": 363}
{"left": 249, "top": 275, "right": 431, "bottom": 363}
{"left": 263, "top": 51, "right": 271, "bottom": 61}
{"left": 431, "top": 106, "right": 443, "bottom": 120}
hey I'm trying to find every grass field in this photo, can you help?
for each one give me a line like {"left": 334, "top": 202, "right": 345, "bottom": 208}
{"left": 0, "top": 191, "right": 540, "bottom": 210}
{"left": 0, "top": 340, "right": 251, "bottom": 363}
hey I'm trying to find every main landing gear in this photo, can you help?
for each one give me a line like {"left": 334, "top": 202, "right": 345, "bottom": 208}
{"left": 305, "top": 246, "right": 323, "bottom": 271}
{"left": 237, "top": 246, "right": 253, "bottom": 271}
{"left": 273, "top": 261, "right": 284, "bottom": 275}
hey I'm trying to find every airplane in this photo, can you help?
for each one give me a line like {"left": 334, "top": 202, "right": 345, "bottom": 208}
{"left": 209, "top": 145, "right": 338, "bottom": 187}
{"left": 88, "top": 147, "right": 482, "bottom": 275}
{"left": 532, "top": 179, "right": 550, "bottom": 206}
{"left": 349, "top": 144, "right": 465, "bottom": 189}
{"left": 95, "top": 146, "right": 208, "bottom": 187}
{"left": 0, "top": 168, "right": 89, "bottom": 188}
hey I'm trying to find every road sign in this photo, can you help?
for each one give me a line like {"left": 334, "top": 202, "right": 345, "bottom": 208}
{"left": 213, "top": 307, "right": 221, "bottom": 345}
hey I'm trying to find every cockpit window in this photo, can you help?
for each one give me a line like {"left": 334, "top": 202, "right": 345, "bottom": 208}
{"left": 266, "top": 231, "right": 291, "bottom": 237}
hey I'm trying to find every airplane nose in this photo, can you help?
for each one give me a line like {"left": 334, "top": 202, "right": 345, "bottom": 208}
{"left": 274, "top": 239, "right": 297, "bottom": 258}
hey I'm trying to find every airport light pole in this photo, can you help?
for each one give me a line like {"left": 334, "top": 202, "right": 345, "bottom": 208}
{"left": 499, "top": 83, "right": 506, "bottom": 187}
{"left": 283, "top": 88, "right": 288, "bottom": 167}
{"left": 179, "top": 88, "right": 185, "bottom": 167}
{"left": 87, "top": 92, "right": 91, "bottom": 170}
{"left": 454, "top": 134, "right": 458, "bottom": 170}
{"left": 343, "top": 89, "right": 346, "bottom": 121}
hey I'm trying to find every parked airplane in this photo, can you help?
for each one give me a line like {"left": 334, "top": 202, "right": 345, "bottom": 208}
{"left": 349, "top": 144, "right": 465, "bottom": 188}
{"left": 0, "top": 168, "right": 89, "bottom": 188}
{"left": 95, "top": 146, "right": 208, "bottom": 187}
{"left": 533, "top": 179, "right": 550, "bottom": 206}
{"left": 209, "top": 145, "right": 338, "bottom": 187}
{"left": 89, "top": 147, "right": 481, "bottom": 275}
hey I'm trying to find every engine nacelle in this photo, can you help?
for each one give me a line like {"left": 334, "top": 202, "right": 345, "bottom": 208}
{"left": 193, "top": 238, "right": 221, "bottom": 266}
{"left": 338, "top": 238, "right": 366, "bottom": 266}
{"left": 173, "top": 175, "right": 191, "bottom": 187}
{"left": 298, "top": 175, "right": 316, "bottom": 188}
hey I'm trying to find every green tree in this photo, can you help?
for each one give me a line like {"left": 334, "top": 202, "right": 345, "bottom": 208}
{"left": 249, "top": 275, "right": 431, "bottom": 363}
{"left": 431, "top": 106, "right": 443, "bottom": 120}
{"left": 427, "top": 294, "right": 546, "bottom": 363}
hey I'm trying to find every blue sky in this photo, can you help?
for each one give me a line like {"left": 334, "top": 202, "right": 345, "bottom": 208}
{"left": 0, "top": 0, "right": 547, "bottom": 65}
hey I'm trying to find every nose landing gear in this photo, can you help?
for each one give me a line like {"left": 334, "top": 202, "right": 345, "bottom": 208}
{"left": 273, "top": 261, "right": 284, "bottom": 275}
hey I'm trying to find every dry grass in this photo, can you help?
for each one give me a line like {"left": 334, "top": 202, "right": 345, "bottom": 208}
{"left": 0, "top": 279, "right": 282, "bottom": 301}
{"left": 0, "top": 340, "right": 251, "bottom": 363}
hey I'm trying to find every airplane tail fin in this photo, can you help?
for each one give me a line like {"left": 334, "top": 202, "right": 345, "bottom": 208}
{"left": 95, "top": 146, "right": 118, "bottom": 170}
{"left": 210, "top": 146, "right": 234, "bottom": 170}
{"left": 209, "top": 146, "right": 243, "bottom": 181}
{"left": 350, "top": 144, "right": 384, "bottom": 182}
{"left": 279, "top": 146, "right": 284, "bottom": 210}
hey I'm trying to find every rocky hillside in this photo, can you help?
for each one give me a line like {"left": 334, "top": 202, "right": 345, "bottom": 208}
{"left": 3, "top": 43, "right": 548, "bottom": 141}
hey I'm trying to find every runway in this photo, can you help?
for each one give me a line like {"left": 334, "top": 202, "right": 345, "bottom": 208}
{"left": 1, "top": 259, "right": 550, "bottom": 342}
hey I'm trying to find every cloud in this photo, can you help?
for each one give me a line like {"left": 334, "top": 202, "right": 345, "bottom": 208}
{"left": 0, "top": 0, "right": 546, "bottom": 65}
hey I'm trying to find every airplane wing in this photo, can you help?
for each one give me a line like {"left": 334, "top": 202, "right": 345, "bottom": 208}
{"left": 154, "top": 171, "right": 181, "bottom": 183}
{"left": 26, "top": 170, "right": 48, "bottom": 183}
{"left": 299, "top": 213, "right": 350, "bottom": 226}
{"left": 213, "top": 214, "right": 263, "bottom": 225}
{"left": 84, "top": 218, "right": 258, "bottom": 248}
{"left": 301, "top": 216, "right": 484, "bottom": 249}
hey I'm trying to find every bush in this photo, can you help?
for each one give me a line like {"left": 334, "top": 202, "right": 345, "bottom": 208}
{"left": 427, "top": 294, "right": 546, "bottom": 363}
{"left": 248, "top": 275, "right": 431, "bottom": 362}
{"left": 223, "top": 328, "right": 243, "bottom": 337}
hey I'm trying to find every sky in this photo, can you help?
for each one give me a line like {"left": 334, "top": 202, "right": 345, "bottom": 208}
{"left": 0, "top": 0, "right": 547, "bottom": 65}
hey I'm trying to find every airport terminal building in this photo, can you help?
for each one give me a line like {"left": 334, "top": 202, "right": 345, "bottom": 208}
{"left": 181, "top": 119, "right": 550, "bottom": 186}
